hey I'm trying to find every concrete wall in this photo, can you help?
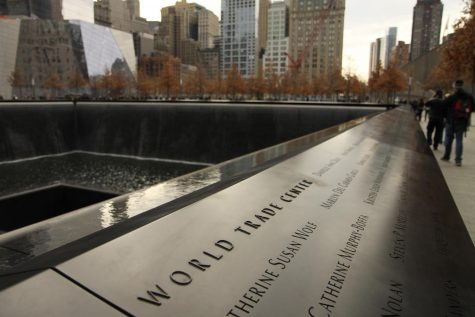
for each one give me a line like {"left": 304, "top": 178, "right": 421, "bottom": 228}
{"left": 0, "top": 102, "right": 384, "bottom": 163}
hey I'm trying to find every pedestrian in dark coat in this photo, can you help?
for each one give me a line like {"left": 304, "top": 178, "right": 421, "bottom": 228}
{"left": 441, "top": 80, "right": 474, "bottom": 166}
{"left": 425, "top": 90, "right": 445, "bottom": 150}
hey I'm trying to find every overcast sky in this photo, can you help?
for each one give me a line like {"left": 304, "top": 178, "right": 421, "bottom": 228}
{"left": 140, "top": 0, "right": 466, "bottom": 80}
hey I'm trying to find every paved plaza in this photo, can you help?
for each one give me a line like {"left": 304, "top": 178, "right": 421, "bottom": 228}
{"left": 420, "top": 114, "right": 475, "bottom": 244}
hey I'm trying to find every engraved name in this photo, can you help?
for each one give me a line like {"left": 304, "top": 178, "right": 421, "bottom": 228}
{"left": 226, "top": 221, "right": 318, "bottom": 317}
{"left": 320, "top": 169, "right": 359, "bottom": 209}
{"left": 308, "top": 215, "right": 369, "bottom": 316}
{"left": 380, "top": 280, "right": 404, "bottom": 316}
{"left": 137, "top": 179, "right": 314, "bottom": 308}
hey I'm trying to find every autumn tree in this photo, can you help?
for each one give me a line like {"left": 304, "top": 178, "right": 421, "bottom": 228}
{"left": 436, "top": 0, "right": 475, "bottom": 92}
{"left": 265, "top": 68, "right": 282, "bottom": 100}
{"left": 68, "top": 70, "right": 88, "bottom": 95}
{"left": 375, "top": 62, "right": 407, "bottom": 103}
{"left": 99, "top": 68, "right": 113, "bottom": 97}
{"left": 425, "top": 64, "right": 454, "bottom": 91}
{"left": 44, "top": 72, "right": 64, "bottom": 99}
{"left": 8, "top": 70, "right": 25, "bottom": 99}
{"left": 136, "top": 69, "right": 155, "bottom": 99}
{"left": 296, "top": 75, "right": 312, "bottom": 99}
{"left": 205, "top": 74, "right": 224, "bottom": 99}
{"left": 344, "top": 74, "right": 366, "bottom": 102}
{"left": 182, "top": 66, "right": 208, "bottom": 99}
{"left": 311, "top": 77, "right": 327, "bottom": 99}
{"left": 325, "top": 69, "right": 345, "bottom": 101}
{"left": 98, "top": 68, "right": 129, "bottom": 98}
{"left": 110, "top": 71, "right": 128, "bottom": 98}
{"left": 158, "top": 56, "right": 180, "bottom": 99}
{"left": 225, "top": 64, "right": 245, "bottom": 100}
{"left": 280, "top": 71, "right": 295, "bottom": 98}
{"left": 368, "top": 61, "right": 383, "bottom": 102}
{"left": 247, "top": 72, "right": 266, "bottom": 100}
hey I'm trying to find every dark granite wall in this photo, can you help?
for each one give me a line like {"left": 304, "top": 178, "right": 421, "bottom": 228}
{"left": 0, "top": 102, "right": 384, "bottom": 163}
{"left": 0, "top": 103, "right": 76, "bottom": 161}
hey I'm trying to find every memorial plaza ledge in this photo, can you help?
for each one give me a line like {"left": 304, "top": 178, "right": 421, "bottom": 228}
{"left": 419, "top": 115, "right": 475, "bottom": 243}
{"left": 0, "top": 102, "right": 474, "bottom": 316}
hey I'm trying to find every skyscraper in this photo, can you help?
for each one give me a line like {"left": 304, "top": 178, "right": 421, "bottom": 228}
{"left": 288, "top": 0, "right": 345, "bottom": 80}
{"left": 159, "top": 0, "right": 218, "bottom": 66}
{"left": 410, "top": 0, "right": 443, "bottom": 61}
{"left": 390, "top": 41, "right": 410, "bottom": 67}
{"left": 369, "top": 27, "right": 398, "bottom": 77}
{"left": 221, "top": 0, "right": 269, "bottom": 78}
{"left": 198, "top": 9, "right": 219, "bottom": 49}
{"left": 94, "top": 0, "right": 134, "bottom": 32}
{"left": 383, "top": 27, "right": 398, "bottom": 68}
{"left": 264, "top": 1, "right": 289, "bottom": 76}
{"left": 369, "top": 38, "right": 382, "bottom": 77}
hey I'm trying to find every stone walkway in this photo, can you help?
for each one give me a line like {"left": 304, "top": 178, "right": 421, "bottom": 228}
{"left": 419, "top": 114, "right": 475, "bottom": 245}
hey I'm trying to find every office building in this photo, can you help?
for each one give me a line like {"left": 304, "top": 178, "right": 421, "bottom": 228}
{"left": 159, "top": 0, "right": 218, "bottom": 66}
{"left": 94, "top": 0, "right": 136, "bottom": 32}
{"left": 383, "top": 27, "right": 397, "bottom": 68}
{"left": 221, "top": 0, "right": 270, "bottom": 78}
{"left": 369, "top": 38, "right": 382, "bottom": 76}
{"left": 390, "top": 41, "right": 410, "bottom": 67}
{"left": 199, "top": 47, "right": 220, "bottom": 79}
{"left": 0, "top": 0, "right": 94, "bottom": 22}
{"left": 369, "top": 27, "right": 398, "bottom": 76}
{"left": 198, "top": 9, "right": 219, "bottom": 49}
{"left": 263, "top": 1, "right": 289, "bottom": 76}
{"left": 288, "top": 0, "right": 345, "bottom": 80}
{"left": 410, "top": 0, "right": 443, "bottom": 61}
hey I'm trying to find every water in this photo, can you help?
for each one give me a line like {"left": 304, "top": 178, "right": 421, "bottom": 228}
{"left": 0, "top": 152, "right": 208, "bottom": 198}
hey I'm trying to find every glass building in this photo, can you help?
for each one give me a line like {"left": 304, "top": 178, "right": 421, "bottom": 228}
{"left": 221, "top": 0, "right": 269, "bottom": 78}
{"left": 0, "top": 0, "right": 136, "bottom": 99}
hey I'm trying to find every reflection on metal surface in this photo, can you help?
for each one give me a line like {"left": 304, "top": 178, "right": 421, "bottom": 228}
{"left": 1, "top": 106, "right": 470, "bottom": 316}
{"left": 124, "top": 167, "right": 222, "bottom": 220}
{"left": 0, "top": 111, "right": 375, "bottom": 271}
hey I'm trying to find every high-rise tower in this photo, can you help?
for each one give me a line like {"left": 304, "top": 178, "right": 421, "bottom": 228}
{"left": 221, "top": 0, "right": 270, "bottom": 78}
{"left": 288, "top": 0, "right": 345, "bottom": 79}
{"left": 264, "top": 1, "right": 289, "bottom": 76}
{"left": 160, "top": 0, "right": 218, "bottom": 66}
{"left": 410, "top": 0, "right": 443, "bottom": 61}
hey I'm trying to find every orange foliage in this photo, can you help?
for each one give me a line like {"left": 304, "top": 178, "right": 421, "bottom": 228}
{"left": 182, "top": 66, "right": 208, "bottom": 98}
{"left": 225, "top": 64, "right": 245, "bottom": 100}
{"left": 136, "top": 70, "right": 155, "bottom": 99}
{"left": 68, "top": 70, "right": 88, "bottom": 92}
{"left": 374, "top": 62, "right": 407, "bottom": 102}
{"left": 44, "top": 72, "right": 64, "bottom": 99}
{"left": 436, "top": 0, "right": 475, "bottom": 91}
{"left": 158, "top": 56, "right": 180, "bottom": 99}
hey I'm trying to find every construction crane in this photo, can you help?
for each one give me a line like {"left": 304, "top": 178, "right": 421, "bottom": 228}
{"left": 286, "top": 0, "right": 336, "bottom": 75}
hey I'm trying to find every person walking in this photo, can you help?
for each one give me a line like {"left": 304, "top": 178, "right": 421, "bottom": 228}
{"left": 441, "top": 80, "right": 474, "bottom": 166}
{"left": 415, "top": 99, "right": 424, "bottom": 121}
{"left": 425, "top": 90, "right": 445, "bottom": 150}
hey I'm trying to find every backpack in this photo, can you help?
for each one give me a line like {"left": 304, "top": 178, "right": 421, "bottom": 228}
{"left": 453, "top": 97, "right": 472, "bottom": 119}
